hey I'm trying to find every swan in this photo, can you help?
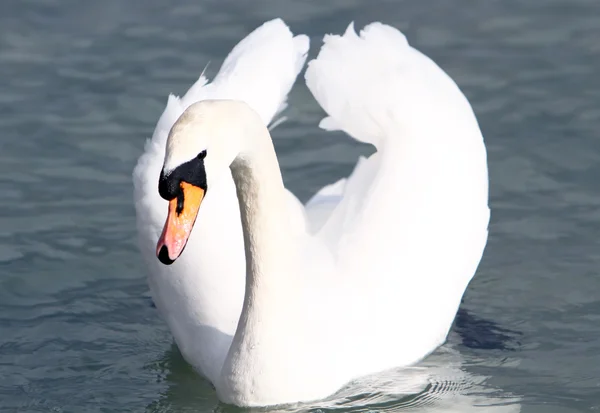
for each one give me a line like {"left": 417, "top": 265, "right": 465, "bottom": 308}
{"left": 153, "top": 22, "right": 490, "bottom": 407}
{"left": 133, "top": 19, "right": 309, "bottom": 383}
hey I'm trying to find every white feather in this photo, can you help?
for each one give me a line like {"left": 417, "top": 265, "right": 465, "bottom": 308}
{"left": 135, "top": 19, "right": 490, "bottom": 407}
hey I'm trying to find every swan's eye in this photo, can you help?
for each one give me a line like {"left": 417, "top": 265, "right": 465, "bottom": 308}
{"left": 158, "top": 154, "right": 208, "bottom": 202}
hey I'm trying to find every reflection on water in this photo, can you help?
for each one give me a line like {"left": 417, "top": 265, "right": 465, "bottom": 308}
{"left": 453, "top": 307, "right": 522, "bottom": 352}
{"left": 147, "top": 343, "right": 520, "bottom": 413}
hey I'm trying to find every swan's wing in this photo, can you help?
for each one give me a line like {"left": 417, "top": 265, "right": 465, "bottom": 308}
{"left": 305, "top": 23, "right": 489, "bottom": 335}
{"left": 303, "top": 155, "right": 372, "bottom": 235}
{"left": 198, "top": 19, "right": 309, "bottom": 125}
{"left": 304, "top": 177, "right": 346, "bottom": 233}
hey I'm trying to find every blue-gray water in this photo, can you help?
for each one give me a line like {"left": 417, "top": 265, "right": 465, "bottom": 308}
{"left": 1, "top": 0, "right": 599, "bottom": 412}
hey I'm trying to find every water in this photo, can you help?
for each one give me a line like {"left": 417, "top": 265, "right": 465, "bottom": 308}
{"left": 1, "top": 0, "right": 599, "bottom": 411}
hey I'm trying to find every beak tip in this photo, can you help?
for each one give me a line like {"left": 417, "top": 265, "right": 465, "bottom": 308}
{"left": 157, "top": 245, "right": 175, "bottom": 265}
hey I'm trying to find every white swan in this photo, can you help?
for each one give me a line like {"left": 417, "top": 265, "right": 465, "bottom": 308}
{"left": 133, "top": 19, "right": 309, "bottom": 383}
{"left": 151, "top": 21, "right": 490, "bottom": 407}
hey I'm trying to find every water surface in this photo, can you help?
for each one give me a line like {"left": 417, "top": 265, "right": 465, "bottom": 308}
{"left": 1, "top": 0, "right": 599, "bottom": 412}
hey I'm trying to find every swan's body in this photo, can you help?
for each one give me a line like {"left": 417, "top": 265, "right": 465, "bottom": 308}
{"left": 133, "top": 19, "right": 309, "bottom": 382}
{"left": 137, "top": 21, "right": 489, "bottom": 407}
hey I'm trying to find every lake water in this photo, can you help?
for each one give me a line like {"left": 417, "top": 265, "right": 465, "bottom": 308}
{"left": 1, "top": 0, "right": 599, "bottom": 412}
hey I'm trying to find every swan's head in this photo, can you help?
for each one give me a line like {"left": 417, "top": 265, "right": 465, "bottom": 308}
{"left": 156, "top": 99, "right": 250, "bottom": 265}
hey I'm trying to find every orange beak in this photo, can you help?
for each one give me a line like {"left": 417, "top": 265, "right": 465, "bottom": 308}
{"left": 156, "top": 182, "right": 205, "bottom": 265}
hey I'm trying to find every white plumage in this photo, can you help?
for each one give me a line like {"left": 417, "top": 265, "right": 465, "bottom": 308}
{"left": 134, "top": 19, "right": 489, "bottom": 407}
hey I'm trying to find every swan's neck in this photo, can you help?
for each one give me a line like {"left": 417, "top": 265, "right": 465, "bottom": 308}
{"left": 230, "top": 126, "right": 292, "bottom": 305}
{"left": 218, "top": 122, "right": 300, "bottom": 405}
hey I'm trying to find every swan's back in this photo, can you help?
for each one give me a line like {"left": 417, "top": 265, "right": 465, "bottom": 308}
{"left": 305, "top": 23, "right": 489, "bottom": 370}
